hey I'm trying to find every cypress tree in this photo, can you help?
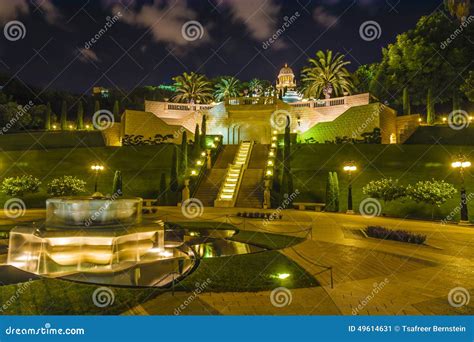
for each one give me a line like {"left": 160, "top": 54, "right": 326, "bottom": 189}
{"left": 170, "top": 146, "right": 179, "bottom": 192}
{"left": 113, "top": 100, "right": 120, "bottom": 122}
{"left": 193, "top": 124, "right": 201, "bottom": 159}
{"left": 403, "top": 87, "right": 411, "bottom": 115}
{"left": 76, "top": 101, "right": 84, "bottom": 129}
{"left": 200, "top": 115, "right": 207, "bottom": 150}
{"left": 159, "top": 173, "right": 168, "bottom": 205}
{"left": 45, "top": 102, "right": 51, "bottom": 130}
{"left": 112, "top": 170, "right": 123, "bottom": 196}
{"left": 453, "top": 90, "right": 461, "bottom": 112}
{"left": 426, "top": 88, "right": 435, "bottom": 125}
{"left": 94, "top": 100, "right": 100, "bottom": 114}
{"left": 281, "top": 116, "right": 294, "bottom": 199}
{"left": 60, "top": 100, "right": 67, "bottom": 130}
{"left": 332, "top": 171, "right": 340, "bottom": 212}
{"left": 325, "top": 172, "right": 334, "bottom": 212}
{"left": 180, "top": 131, "right": 188, "bottom": 176}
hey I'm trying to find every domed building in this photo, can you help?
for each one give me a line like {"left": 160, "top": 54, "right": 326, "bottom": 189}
{"left": 276, "top": 63, "right": 296, "bottom": 97}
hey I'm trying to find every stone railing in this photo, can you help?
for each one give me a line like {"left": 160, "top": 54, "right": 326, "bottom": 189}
{"left": 288, "top": 93, "right": 370, "bottom": 109}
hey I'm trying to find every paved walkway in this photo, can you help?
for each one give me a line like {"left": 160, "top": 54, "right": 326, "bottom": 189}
{"left": 2, "top": 207, "right": 474, "bottom": 315}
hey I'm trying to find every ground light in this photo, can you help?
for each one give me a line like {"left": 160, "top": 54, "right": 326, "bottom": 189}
{"left": 343, "top": 161, "right": 357, "bottom": 214}
{"left": 190, "top": 170, "right": 197, "bottom": 176}
{"left": 271, "top": 273, "right": 290, "bottom": 280}
{"left": 201, "top": 151, "right": 206, "bottom": 157}
{"left": 451, "top": 154, "right": 471, "bottom": 224}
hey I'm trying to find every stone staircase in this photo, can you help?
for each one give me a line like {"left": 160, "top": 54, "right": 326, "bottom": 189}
{"left": 193, "top": 145, "right": 238, "bottom": 206}
{"left": 236, "top": 144, "right": 269, "bottom": 208}
{"left": 214, "top": 141, "right": 253, "bottom": 207}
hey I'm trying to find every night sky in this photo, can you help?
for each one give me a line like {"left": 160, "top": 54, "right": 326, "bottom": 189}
{"left": 0, "top": 0, "right": 443, "bottom": 95}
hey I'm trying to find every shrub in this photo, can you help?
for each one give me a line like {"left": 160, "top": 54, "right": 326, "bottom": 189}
{"left": 47, "top": 176, "right": 86, "bottom": 196}
{"left": 365, "top": 226, "right": 426, "bottom": 245}
{"left": 362, "top": 178, "right": 406, "bottom": 203}
{"left": 0, "top": 175, "right": 41, "bottom": 197}
{"left": 407, "top": 179, "right": 457, "bottom": 218}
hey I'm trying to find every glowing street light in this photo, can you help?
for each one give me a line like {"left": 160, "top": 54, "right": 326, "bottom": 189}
{"left": 266, "top": 169, "right": 273, "bottom": 176}
{"left": 91, "top": 163, "right": 104, "bottom": 193}
{"left": 196, "top": 160, "right": 203, "bottom": 166}
{"left": 201, "top": 151, "right": 206, "bottom": 157}
{"left": 190, "top": 169, "right": 198, "bottom": 176}
{"left": 343, "top": 161, "right": 357, "bottom": 214}
{"left": 267, "top": 160, "right": 274, "bottom": 166}
{"left": 451, "top": 154, "right": 471, "bottom": 223}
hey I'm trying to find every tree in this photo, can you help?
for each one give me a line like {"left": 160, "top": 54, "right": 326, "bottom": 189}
{"left": 460, "top": 71, "right": 474, "bottom": 101}
{"left": 403, "top": 87, "right": 411, "bottom": 115}
{"left": 325, "top": 172, "right": 340, "bottom": 212}
{"left": 60, "top": 100, "right": 68, "bottom": 130}
{"left": 0, "top": 175, "right": 41, "bottom": 197}
{"left": 200, "top": 115, "right": 207, "bottom": 150}
{"left": 45, "top": 102, "right": 52, "bottom": 130}
{"left": 76, "top": 101, "right": 84, "bottom": 130}
{"left": 47, "top": 176, "right": 87, "bottom": 196}
{"left": 0, "top": 102, "right": 32, "bottom": 131}
{"left": 280, "top": 116, "right": 294, "bottom": 200}
{"left": 180, "top": 131, "right": 188, "bottom": 176}
{"left": 94, "top": 100, "right": 100, "bottom": 114}
{"left": 193, "top": 124, "right": 201, "bottom": 159}
{"left": 172, "top": 72, "right": 213, "bottom": 103}
{"left": 159, "top": 173, "right": 168, "bottom": 205}
{"left": 170, "top": 145, "right": 179, "bottom": 192}
{"left": 113, "top": 100, "right": 120, "bottom": 122}
{"left": 301, "top": 50, "right": 354, "bottom": 99}
{"left": 426, "top": 88, "right": 436, "bottom": 125}
{"left": 452, "top": 90, "right": 461, "bottom": 113}
{"left": 112, "top": 170, "right": 122, "bottom": 196}
{"left": 248, "top": 78, "right": 263, "bottom": 96}
{"left": 363, "top": 178, "right": 406, "bottom": 203}
{"left": 407, "top": 179, "right": 457, "bottom": 218}
{"left": 353, "top": 64, "right": 377, "bottom": 93}
{"left": 214, "top": 76, "right": 240, "bottom": 101}
{"left": 445, "top": 0, "right": 471, "bottom": 21}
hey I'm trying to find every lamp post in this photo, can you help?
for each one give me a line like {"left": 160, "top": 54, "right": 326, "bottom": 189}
{"left": 91, "top": 163, "right": 104, "bottom": 193}
{"left": 451, "top": 155, "right": 471, "bottom": 224}
{"left": 343, "top": 161, "right": 357, "bottom": 214}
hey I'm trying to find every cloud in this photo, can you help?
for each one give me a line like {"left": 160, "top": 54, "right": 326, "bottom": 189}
{"left": 78, "top": 48, "right": 100, "bottom": 63}
{"left": 35, "top": 0, "right": 62, "bottom": 25}
{"left": 0, "top": 1, "right": 29, "bottom": 25}
{"left": 313, "top": 6, "right": 339, "bottom": 28}
{"left": 111, "top": 0, "right": 209, "bottom": 48}
{"left": 220, "top": 0, "right": 281, "bottom": 40}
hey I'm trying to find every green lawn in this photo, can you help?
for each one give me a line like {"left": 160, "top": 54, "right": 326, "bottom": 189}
{"left": 285, "top": 144, "right": 474, "bottom": 221}
{"left": 0, "top": 144, "right": 178, "bottom": 207}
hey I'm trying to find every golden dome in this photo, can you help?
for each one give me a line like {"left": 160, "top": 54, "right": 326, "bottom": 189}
{"left": 278, "top": 63, "right": 294, "bottom": 76}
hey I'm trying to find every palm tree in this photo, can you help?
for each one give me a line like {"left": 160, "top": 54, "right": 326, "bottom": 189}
{"left": 172, "top": 72, "right": 213, "bottom": 103}
{"left": 214, "top": 76, "right": 240, "bottom": 101}
{"left": 248, "top": 78, "right": 263, "bottom": 96}
{"left": 301, "top": 50, "right": 354, "bottom": 99}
